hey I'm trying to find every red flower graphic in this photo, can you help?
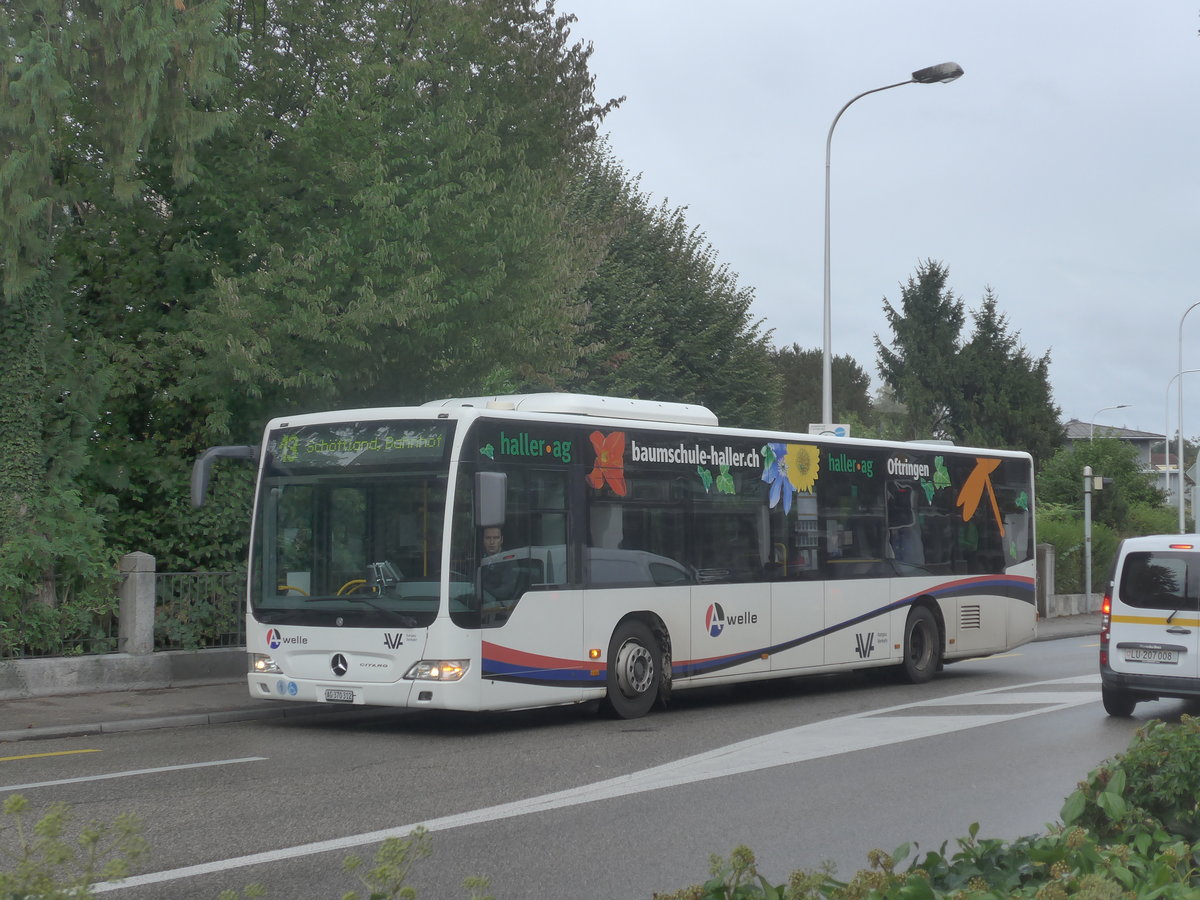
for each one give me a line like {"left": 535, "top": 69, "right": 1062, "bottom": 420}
{"left": 587, "top": 431, "right": 627, "bottom": 496}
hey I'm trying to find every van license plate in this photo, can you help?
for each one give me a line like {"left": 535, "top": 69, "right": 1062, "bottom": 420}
{"left": 323, "top": 688, "right": 357, "bottom": 703}
{"left": 1125, "top": 648, "right": 1179, "bottom": 664}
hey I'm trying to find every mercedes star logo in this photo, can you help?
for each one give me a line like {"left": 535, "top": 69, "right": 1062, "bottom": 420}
{"left": 331, "top": 653, "right": 349, "bottom": 677}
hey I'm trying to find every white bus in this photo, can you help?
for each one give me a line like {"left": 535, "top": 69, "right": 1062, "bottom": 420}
{"left": 192, "top": 393, "right": 1037, "bottom": 719}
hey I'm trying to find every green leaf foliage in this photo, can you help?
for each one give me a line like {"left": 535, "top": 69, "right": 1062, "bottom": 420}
{"left": 179, "top": 0, "right": 610, "bottom": 412}
{"left": 0, "top": 0, "right": 232, "bottom": 600}
{"left": 1038, "top": 437, "right": 1166, "bottom": 533}
{"left": 7, "top": 0, "right": 624, "bottom": 587}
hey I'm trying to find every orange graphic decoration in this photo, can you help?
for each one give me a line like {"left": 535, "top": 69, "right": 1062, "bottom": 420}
{"left": 956, "top": 457, "right": 1005, "bottom": 536}
{"left": 587, "top": 431, "right": 627, "bottom": 496}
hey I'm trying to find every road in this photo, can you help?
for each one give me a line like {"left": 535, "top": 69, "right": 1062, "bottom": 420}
{"left": 1, "top": 634, "right": 1191, "bottom": 899}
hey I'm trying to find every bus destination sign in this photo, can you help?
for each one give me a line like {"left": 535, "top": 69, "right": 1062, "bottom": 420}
{"left": 268, "top": 422, "right": 451, "bottom": 470}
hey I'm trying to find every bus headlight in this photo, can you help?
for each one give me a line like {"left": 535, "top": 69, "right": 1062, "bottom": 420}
{"left": 404, "top": 660, "right": 469, "bottom": 682}
{"left": 250, "top": 653, "right": 282, "bottom": 674}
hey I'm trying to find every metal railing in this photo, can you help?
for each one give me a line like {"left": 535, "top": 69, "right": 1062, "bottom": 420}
{"left": 0, "top": 569, "right": 246, "bottom": 661}
{"left": 154, "top": 571, "right": 246, "bottom": 651}
{"left": 0, "top": 596, "right": 120, "bottom": 660}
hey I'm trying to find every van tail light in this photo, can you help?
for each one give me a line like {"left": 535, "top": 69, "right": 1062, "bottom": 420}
{"left": 1099, "top": 593, "right": 1112, "bottom": 667}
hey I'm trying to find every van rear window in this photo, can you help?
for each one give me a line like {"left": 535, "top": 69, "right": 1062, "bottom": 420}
{"left": 1117, "top": 552, "right": 1199, "bottom": 610}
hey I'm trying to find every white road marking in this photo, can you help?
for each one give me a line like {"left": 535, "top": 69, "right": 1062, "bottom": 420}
{"left": 0, "top": 757, "right": 268, "bottom": 794}
{"left": 93, "top": 674, "right": 1100, "bottom": 893}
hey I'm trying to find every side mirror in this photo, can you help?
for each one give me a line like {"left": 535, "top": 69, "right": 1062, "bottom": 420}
{"left": 475, "top": 471, "right": 507, "bottom": 527}
{"left": 191, "top": 445, "right": 257, "bottom": 507}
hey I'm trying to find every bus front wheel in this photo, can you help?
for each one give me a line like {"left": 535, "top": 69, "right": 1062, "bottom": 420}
{"left": 900, "top": 605, "right": 941, "bottom": 684}
{"left": 602, "top": 620, "right": 661, "bottom": 719}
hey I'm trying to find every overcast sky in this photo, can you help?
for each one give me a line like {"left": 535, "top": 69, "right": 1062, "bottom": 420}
{"left": 562, "top": 1, "right": 1200, "bottom": 438}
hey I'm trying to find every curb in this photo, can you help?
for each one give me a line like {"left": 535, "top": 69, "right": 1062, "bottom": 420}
{"left": 0, "top": 702, "right": 389, "bottom": 744}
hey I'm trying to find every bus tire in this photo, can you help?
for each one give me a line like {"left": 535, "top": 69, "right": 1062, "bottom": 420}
{"left": 602, "top": 620, "right": 661, "bottom": 719}
{"left": 900, "top": 605, "right": 940, "bottom": 684}
{"left": 1101, "top": 685, "right": 1136, "bottom": 717}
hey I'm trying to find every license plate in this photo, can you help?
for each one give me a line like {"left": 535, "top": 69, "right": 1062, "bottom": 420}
{"left": 1125, "top": 647, "right": 1179, "bottom": 664}
{"left": 323, "top": 688, "right": 357, "bottom": 703}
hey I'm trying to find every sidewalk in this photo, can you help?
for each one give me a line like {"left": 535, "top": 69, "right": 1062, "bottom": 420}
{"left": 0, "top": 681, "right": 371, "bottom": 744}
{"left": 0, "top": 613, "right": 1100, "bottom": 744}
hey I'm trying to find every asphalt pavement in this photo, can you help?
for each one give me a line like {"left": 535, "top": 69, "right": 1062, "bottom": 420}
{"left": 0, "top": 613, "right": 1101, "bottom": 744}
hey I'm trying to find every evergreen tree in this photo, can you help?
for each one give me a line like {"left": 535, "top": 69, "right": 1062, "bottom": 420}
{"left": 874, "top": 260, "right": 964, "bottom": 440}
{"left": 955, "top": 289, "right": 1063, "bottom": 463}
{"left": 875, "top": 261, "right": 1062, "bottom": 465}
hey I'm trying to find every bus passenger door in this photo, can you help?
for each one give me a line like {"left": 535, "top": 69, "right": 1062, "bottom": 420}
{"left": 482, "top": 583, "right": 587, "bottom": 707}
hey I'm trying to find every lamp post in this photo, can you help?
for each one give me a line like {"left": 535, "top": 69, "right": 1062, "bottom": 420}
{"left": 821, "top": 62, "right": 964, "bottom": 430}
{"left": 1178, "top": 301, "right": 1200, "bottom": 532}
{"left": 1089, "top": 404, "right": 1129, "bottom": 440}
{"left": 1165, "top": 371, "right": 1200, "bottom": 508}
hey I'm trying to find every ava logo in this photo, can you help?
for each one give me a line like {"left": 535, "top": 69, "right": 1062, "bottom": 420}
{"left": 854, "top": 632, "right": 876, "bottom": 659}
{"left": 265, "top": 628, "right": 306, "bottom": 649}
{"left": 706, "top": 603, "right": 726, "bottom": 637}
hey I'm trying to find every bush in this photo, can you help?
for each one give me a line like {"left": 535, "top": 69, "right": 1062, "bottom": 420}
{"left": 1063, "top": 715, "right": 1200, "bottom": 842}
{"left": 0, "top": 794, "right": 147, "bottom": 898}
{"left": 1037, "top": 515, "right": 1116, "bottom": 595}
{"left": 1124, "top": 502, "right": 1182, "bottom": 538}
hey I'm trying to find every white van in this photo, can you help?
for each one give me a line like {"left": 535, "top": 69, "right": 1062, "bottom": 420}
{"left": 1100, "top": 534, "right": 1200, "bottom": 716}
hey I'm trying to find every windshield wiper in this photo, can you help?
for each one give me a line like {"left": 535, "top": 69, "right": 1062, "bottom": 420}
{"left": 302, "top": 594, "right": 418, "bottom": 627}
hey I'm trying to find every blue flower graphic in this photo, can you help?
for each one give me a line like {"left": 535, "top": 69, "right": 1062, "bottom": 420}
{"left": 761, "top": 442, "right": 793, "bottom": 514}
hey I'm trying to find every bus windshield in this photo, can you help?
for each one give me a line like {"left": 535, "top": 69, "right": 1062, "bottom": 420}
{"left": 250, "top": 420, "right": 455, "bottom": 628}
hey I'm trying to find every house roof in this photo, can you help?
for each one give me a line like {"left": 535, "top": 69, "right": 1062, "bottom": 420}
{"left": 1063, "top": 418, "right": 1165, "bottom": 441}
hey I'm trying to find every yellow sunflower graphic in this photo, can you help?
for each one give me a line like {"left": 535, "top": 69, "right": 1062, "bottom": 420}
{"left": 781, "top": 443, "right": 820, "bottom": 493}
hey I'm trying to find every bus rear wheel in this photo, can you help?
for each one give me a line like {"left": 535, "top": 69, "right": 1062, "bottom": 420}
{"left": 602, "top": 620, "right": 661, "bottom": 719}
{"left": 900, "top": 605, "right": 940, "bottom": 684}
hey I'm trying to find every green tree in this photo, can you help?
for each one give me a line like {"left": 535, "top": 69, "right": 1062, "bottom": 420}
{"left": 771, "top": 344, "right": 872, "bottom": 434}
{"left": 874, "top": 259, "right": 964, "bottom": 440}
{"left": 66, "top": 0, "right": 617, "bottom": 570}
{"left": 565, "top": 152, "right": 777, "bottom": 428}
{"left": 1038, "top": 437, "right": 1165, "bottom": 532}
{"left": 0, "top": 0, "right": 231, "bottom": 598}
{"left": 183, "top": 0, "right": 612, "bottom": 412}
{"left": 953, "top": 288, "right": 1063, "bottom": 464}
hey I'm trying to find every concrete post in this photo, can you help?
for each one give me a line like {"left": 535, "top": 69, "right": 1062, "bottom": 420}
{"left": 119, "top": 552, "right": 156, "bottom": 655}
{"left": 1036, "top": 543, "right": 1055, "bottom": 618}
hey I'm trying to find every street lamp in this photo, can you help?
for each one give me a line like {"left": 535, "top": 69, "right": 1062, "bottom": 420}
{"left": 1178, "top": 300, "right": 1200, "bottom": 533}
{"left": 820, "top": 62, "right": 964, "bottom": 430}
{"left": 1089, "top": 404, "right": 1129, "bottom": 440}
{"left": 1165, "top": 371, "right": 1200, "bottom": 509}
